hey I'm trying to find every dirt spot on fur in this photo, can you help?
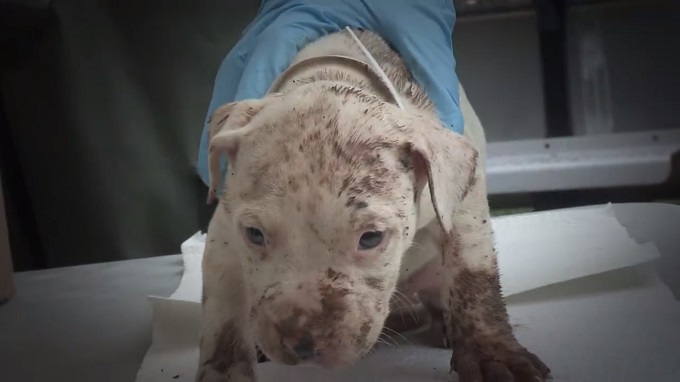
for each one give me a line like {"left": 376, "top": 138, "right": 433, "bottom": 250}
{"left": 318, "top": 283, "right": 350, "bottom": 321}
{"left": 364, "top": 276, "right": 384, "bottom": 291}
{"left": 202, "top": 320, "right": 254, "bottom": 377}
{"left": 326, "top": 268, "right": 348, "bottom": 282}
{"left": 288, "top": 177, "right": 300, "bottom": 193}
{"left": 356, "top": 321, "right": 372, "bottom": 348}
{"left": 445, "top": 267, "right": 513, "bottom": 350}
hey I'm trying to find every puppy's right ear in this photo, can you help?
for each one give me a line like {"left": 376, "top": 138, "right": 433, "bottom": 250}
{"left": 206, "top": 99, "right": 266, "bottom": 204}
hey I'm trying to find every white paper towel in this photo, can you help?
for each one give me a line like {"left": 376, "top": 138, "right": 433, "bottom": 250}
{"left": 136, "top": 203, "right": 680, "bottom": 382}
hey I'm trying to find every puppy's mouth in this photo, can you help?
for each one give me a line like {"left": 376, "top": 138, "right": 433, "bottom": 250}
{"left": 276, "top": 335, "right": 351, "bottom": 368}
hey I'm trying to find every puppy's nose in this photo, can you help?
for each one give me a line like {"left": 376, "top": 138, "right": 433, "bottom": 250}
{"left": 287, "top": 337, "right": 317, "bottom": 360}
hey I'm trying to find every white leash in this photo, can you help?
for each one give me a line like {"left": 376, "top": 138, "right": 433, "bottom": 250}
{"left": 344, "top": 26, "right": 406, "bottom": 110}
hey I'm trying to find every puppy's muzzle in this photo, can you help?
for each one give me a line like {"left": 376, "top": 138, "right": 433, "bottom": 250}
{"left": 276, "top": 314, "right": 322, "bottom": 363}
{"left": 284, "top": 335, "right": 318, "bottom": 361}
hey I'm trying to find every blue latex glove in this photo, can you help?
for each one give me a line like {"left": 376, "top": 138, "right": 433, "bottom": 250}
{"left": 197, "top": 0, "right": 462, "bottom": 186}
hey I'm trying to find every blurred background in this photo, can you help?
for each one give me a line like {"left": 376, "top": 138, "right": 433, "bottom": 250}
{"left": 1, "top": 0, "right": 679, "bottom": 271}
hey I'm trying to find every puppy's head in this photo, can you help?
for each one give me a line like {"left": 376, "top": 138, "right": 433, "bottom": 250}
{"left": 207, "top": 82, "right": 476, "bottom": 368}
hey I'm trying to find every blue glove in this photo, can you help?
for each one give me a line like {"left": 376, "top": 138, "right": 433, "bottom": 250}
{"left": 197, "top": 0, "right": 462, "bottom": 186}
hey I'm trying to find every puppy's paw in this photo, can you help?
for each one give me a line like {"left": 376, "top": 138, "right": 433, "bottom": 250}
{"left": 450, "top": 339, "right": 550, "bottom": 382}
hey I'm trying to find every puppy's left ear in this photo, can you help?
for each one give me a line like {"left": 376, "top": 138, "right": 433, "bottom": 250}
{"left": 399, "top": 114, "right": 478, "bottom": 235}
{"left": 206, "top": 99, "right": 266, "bottom": 204}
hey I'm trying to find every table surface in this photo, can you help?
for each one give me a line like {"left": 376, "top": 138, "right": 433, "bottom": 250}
{"left": 2, "top": 203, "right": 679, "bottom": 382}
{"left": 0, "top": 255, "right": 183, "bottom": 382}
{"left": 3, "top": 258, "right": 680, "bottom": 382}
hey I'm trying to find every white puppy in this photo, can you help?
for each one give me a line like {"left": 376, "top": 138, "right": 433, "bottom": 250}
{"left": 196, "top": 29, "right": 550, "bottom": 382}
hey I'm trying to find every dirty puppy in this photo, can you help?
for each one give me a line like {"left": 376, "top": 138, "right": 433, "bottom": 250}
{"left": 196, "top": 27, "right": 551, "bottom": 382}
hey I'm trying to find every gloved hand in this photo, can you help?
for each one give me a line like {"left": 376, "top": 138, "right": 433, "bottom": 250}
{"left": 197, "top": 0, "right": 462, "bottom": 186}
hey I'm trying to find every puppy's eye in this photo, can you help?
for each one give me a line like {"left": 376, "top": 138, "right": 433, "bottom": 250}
{"left": 358, "top": 231, "right": 384, "bottom": 250}
{"left": 245, "top": 227, "right": 266, "bottom": 246}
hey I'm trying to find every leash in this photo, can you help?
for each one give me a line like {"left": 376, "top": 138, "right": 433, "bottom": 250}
{"left": 343, "top": 27, "right": 405, "bottom": 110}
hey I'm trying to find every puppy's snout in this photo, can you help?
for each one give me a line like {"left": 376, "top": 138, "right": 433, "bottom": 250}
{"left": 285, "top": 337, "right": 317, "bottom": 360}
{"left": 277, "top": 315, "right": 320, "bottom": 361}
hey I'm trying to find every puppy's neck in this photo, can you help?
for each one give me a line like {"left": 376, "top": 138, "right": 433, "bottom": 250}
{"left": 268, "top": 28, "right": 404, "bottom": 107}
{"left": 269, "top": 55, "right": 396, "bottom": 103}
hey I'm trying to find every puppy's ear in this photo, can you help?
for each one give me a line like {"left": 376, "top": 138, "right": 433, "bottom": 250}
{"left": 206, "top": 99, "right": 266, "bottom": 204}
{"left": 399, "top": 114, "right": 478, "bottom": 235}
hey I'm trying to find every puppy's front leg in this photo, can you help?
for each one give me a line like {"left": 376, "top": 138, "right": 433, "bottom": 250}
{"left": 196, "top": 218, "right": 256, "bottom": 382}
{"left": 442, "top": 177, "right": 550, "bottom": 382}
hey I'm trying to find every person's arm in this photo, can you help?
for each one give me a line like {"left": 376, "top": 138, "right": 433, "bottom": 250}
{"left": 368, "top": 0, "right": 463, "bottom": 133}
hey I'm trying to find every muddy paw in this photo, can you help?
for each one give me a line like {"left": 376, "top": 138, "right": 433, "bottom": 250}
{"left": 451, "top": 340, "right": 550, "bottom": 382}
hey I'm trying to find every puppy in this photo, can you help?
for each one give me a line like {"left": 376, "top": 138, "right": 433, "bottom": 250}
{"left": 196, "top": 29, "right": 550, "bottom": 382}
